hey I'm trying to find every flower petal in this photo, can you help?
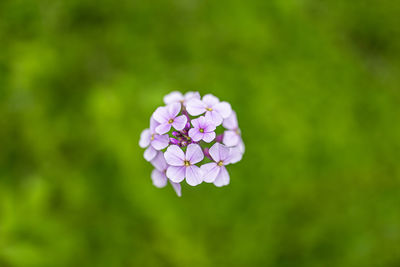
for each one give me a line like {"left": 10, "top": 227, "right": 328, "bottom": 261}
{"left": 172, "top": 115, "right": 187, "bottom": 131}
{"left": 222, "top": 130, "right": 240, "bottom": 147}
{"left": 201, "top": 162, "right": 220, "bottom": 183}
{"left": 169, "top": 181, "right": 182, "bottom": 197}
{"left": 185, "top": 165, "right": 203, "bottom": 186}
{"left": 164, "top": 91, "right": 183, "bottom": 104}
{"left": 229, "top": 146, "right": 243, "bottom": 164}
{"left": 188, "top": 128, "right": 203, "bottom": 142}
{"left": 151, "top": 169, "right": 168, "bottom": 188}
{"left": 151, "top": 134, "right": 169, "bottom": 150}
{"left": 202, "top": 132, "right": 216, "bottom": 143}
{"left": 184, "top": 91, "right": 200, "bottom": 102}
{"left": 144, "top": 146, "right": 157, "bottom": 161}
{"left": 205, "top": 110, "right": 223, "bottom": 126}
{"left": 222, "top": 111, "right": 238, "bottom": 130}
{"left": 155, "top": 123, "right": 171, "bottom": 135}
{"left": 152, "top": 106, "right": 169, "bottom": 123}
{"left": 185, "top": 144, "right": 204, "bottom": 164}
{"left": 186, "top": 99, "right": 206, "bottom": 116}
{"left": 166, "top": 166, "right": 185, "bottom": 183}
{"left": 213, "top": 166, "right": 230, "bottom": 187}
{"left": 168, "top": 102, "right": 181, "bottom": 118}
{"left": 164, "top": 145, "right": 185, "bottom": 166}
{"left": 213, "top": 101, "right": 232, "bottom": 119}
{"left": 209, "top": 142, "right": 229, "bottom": 162}
{"left": 139, "top": 129, "right": 151, "bottom": 148}
{"left": 202, "top": 94, "right": 219, "bottom": 106}
{"left": 151, "top": 152, "right": 168, "bottom": 171}
{"left": 150, "top": 117, "right": 159, "bottom": 133}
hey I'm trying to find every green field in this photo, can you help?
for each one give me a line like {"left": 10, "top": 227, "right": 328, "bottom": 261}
{"left": 1, "top": 0, "right": 399, "bottom": 266}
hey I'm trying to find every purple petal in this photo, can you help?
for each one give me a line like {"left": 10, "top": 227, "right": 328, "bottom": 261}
{"left": 139, "top": 129, "right": 151, "bottom": 148}
{"left": 209, "top": 142, "right": 229, "bottom": 163}
{"left": 222, "top": 110, "right": 238, "bottom": 130}
{"left": 166, "top": 166, "right": 185, "bottom": 183}
{"left": 190, "top": 117, "right": 201, "bottom": 128}
{"left": 188, "top": 128, "right": 203, "bottom": 142}
{"left": 151, "top": 169, "right": 168, "bottom": 188}
{"left": 213, "top": 166, "right": 230, "bottom": 187}
{"left": 167, "top": 103, "right": 181, "bottom": 118}
{"left": 201, "top": 162, "right": 220, "bottom": 183}
{"left": 202, "top": 94, "right": 219, "bottom": 106}
{"left": 164, "top": 91, "right": 183, "bottom": 104}
{"left": 185, "top": 144, "right": 204, "bottom": 164}
{"left": 144, "top": 146, "right": 157, "bottom": 161}
{"left": 151, "top": 152, "right": 168, "bottom": 171}
{"left": 172, "top": 115, "right": 187, "bottom": 131}
{"left": 184, "top": 91, "right": 200, "bottom": 102}
{"left": 185, "top": 165, "right": 203, "bottom": 186}
{"left": 213, "top": 101, "right": 232, "bottom": 119}
{"left": 155, "top": 123, "right": 171, "bottom": 135}
{"left": 164, "top": 145, "right": 185, "bottom": 166}
{"left": 151, "top": 134, "right": 169, "bottom": 150}
{"left": 186, "top": 99, "right": 206, "bottom": 116}
{"left": 229, "top": 146, "right": 243, "bottom": 164}
{"left": 202, "top": 132, "right": 216, "bottom": 143}
{"left": 169, "top": 181, "right": 182, "bottom": 197}
{"left": 222, "top": 130, "right": 240, "bottom": 147}
{"left": 205, "top": 110, "right": 223, "bottom": 126}
{"left": 150, "top": 117, "right": 159, "bottom": 133}
{"left": 152, "top": 106, "right": 169, "bottom": 124}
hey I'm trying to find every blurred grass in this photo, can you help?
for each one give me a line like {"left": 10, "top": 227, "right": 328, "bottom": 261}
{"left": 1, "top": 0, "right": 400, "bottom": 266}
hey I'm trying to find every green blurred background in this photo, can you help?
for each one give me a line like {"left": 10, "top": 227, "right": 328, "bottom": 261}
{"left": 1, "top": 0, "right": 400, "bottom": 266}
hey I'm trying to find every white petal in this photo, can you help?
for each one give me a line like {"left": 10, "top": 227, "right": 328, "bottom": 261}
{"left": 222, "top": 111, "right": 238, "bottom": 130}
{"left": 209, "top": 142, "right": 230, "bottom": 163}
{"left": 155, "top": 123, "right": 171, "bottom": 135}
{"left": 229, "top": 146, "right": 243, "bottom": 164}
{"left": 186, "top": 99, "right": 206, "bottom": 116}
{"left": 213, "top": 166, "right": 230, "bottom": 187}
{"left": 151, "top": 134, "right": 169, "bottom": 150}
{"left": 222, "top": 130, "right": 240, "bottom": 147}
{"left": 169, "top": 181, "right": 182, "bottom": 197}
{"left": 167, "top": 103, "right": 181, "bottom": 118}
{"left": 151, "top": 169, "right": 168, "bottom": 188}
{"left": 213, "top": 101, "right": 232, "bottom": 119}
{"left": 152, "top": 106, "right": 169, "bottom": 123}
{"left": 201, "top": 163, "right": 220, "bottom": 183}
{"left": 185, "top": 144, "right": 204, "bottom": 164}
{"left": 202, "top": 94, "right": 219, "bottom": 106}
{"left": 164, "top": 145, "right": 185, "bottom": 166}
{"left": 144, "top": 146, "right": 157, "bottom": 161}
{"left": 172, "top": 115, "right": 187, "bottom": 131}
{"left": 202, "top": 132, "right": 216, "bottom": 143}
{"left": 185, "top": 165, "right": 203, "bottom": 186}
{"left": 139, "top": 129, "right": 151, "bottom": 148}
{"left": 151, "top": 152, "right": 168, "bottom": 171}
{"left": 166, "top": 166, "right": 185, "bottom": 183}
{"left": 164, "top": 91, "right": 184, "bottom": 104}
{"left": 205, "top": 111, "right": 223, "bottom": 126}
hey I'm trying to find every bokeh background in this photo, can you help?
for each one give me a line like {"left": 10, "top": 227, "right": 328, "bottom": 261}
{"left": 1, "top": 0, "right": 400, "bottom": 266}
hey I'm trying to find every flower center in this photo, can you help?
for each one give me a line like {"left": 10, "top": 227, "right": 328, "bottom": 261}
{"left": 206, "top": 107, "right": 213, "bottom": 111}
{"left": 217, "top": 161, "right": 224, "bottom": 166}
{"left": 168, "top": 119, "right": 174, "bottom": 124}
{"left": 184, "top": 160, "right": 191, "bottom": 166}
{"left": 199, "top": 128, "right": 204, "bottom": 133}
{"left": 151, "top": 134, "right": 155, "bottom": 141}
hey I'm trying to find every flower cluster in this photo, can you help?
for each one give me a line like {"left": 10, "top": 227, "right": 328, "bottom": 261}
{"left": 139, "top": 91, "right": 244, "bottom": 196}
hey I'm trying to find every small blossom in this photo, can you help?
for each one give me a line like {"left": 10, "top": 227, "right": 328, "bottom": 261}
{"left": 186, "top": 94, "right": 232, "bottom": 126}
{"left": 188, "top": 116, "right": 216, "bottom": 143}
{"left": 151, "top": 152, "right": 182, "bottom": 196}
{"left": 164, "top": 144, "right": 204, "bottom": 186}
{"left": 222, "top": 111, "right": 241, "bottom": 147}
{"left": 163, "top": 91, "right": 201, "bottom": 105}
{"left": 139, "top": 118, "right": 169, "bottom": 161}
{"left": 152, "top": 103, "right": 188, "bottom": 134}
{"left": 201, "top": 143, "right": 232, "bottom": 187}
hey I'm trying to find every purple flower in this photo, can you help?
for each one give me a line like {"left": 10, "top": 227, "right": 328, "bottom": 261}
{"left": 188, "top": 116, "right": 216, "bottom": 143}
{"left": 186, "top": 94, "right": 232, "bottom": 126}
{"left": 164, "top": 144, "right": 204, "bottom": 186}
{"left": 222, "top": 111, "right": 241, "bottom": 147}
{"left": 163, "top": 91, "right": 200, "bottom": 105}
{"left": 139, "top": 118, "right": 170, "bottom": 161}
{"left": 152, "top": 103, "right": 188, "bottom": 134}
{"left": 200, "top": 143, "right": 233, "bottom": 187}
{"left": 151, "top": 152, "right": 182, "bottom": 197}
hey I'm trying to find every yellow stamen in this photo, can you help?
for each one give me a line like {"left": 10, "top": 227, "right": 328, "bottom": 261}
{"left": 217, "top": 161, "right": 224, "bottom": 166}
{"left": 168, "top": 119, "right": 174, "bottom": 124}
{"left": 151, "top": 134, "right": 155, "bottom": 141}
{"left": 199, "top": 128, "right": 204, "bottom": 133}
{"left": 184, "top": 160, "right": 191, "bottom": 166}
{"left": 206, "top": 107, "right": 213, "bottom": 111}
